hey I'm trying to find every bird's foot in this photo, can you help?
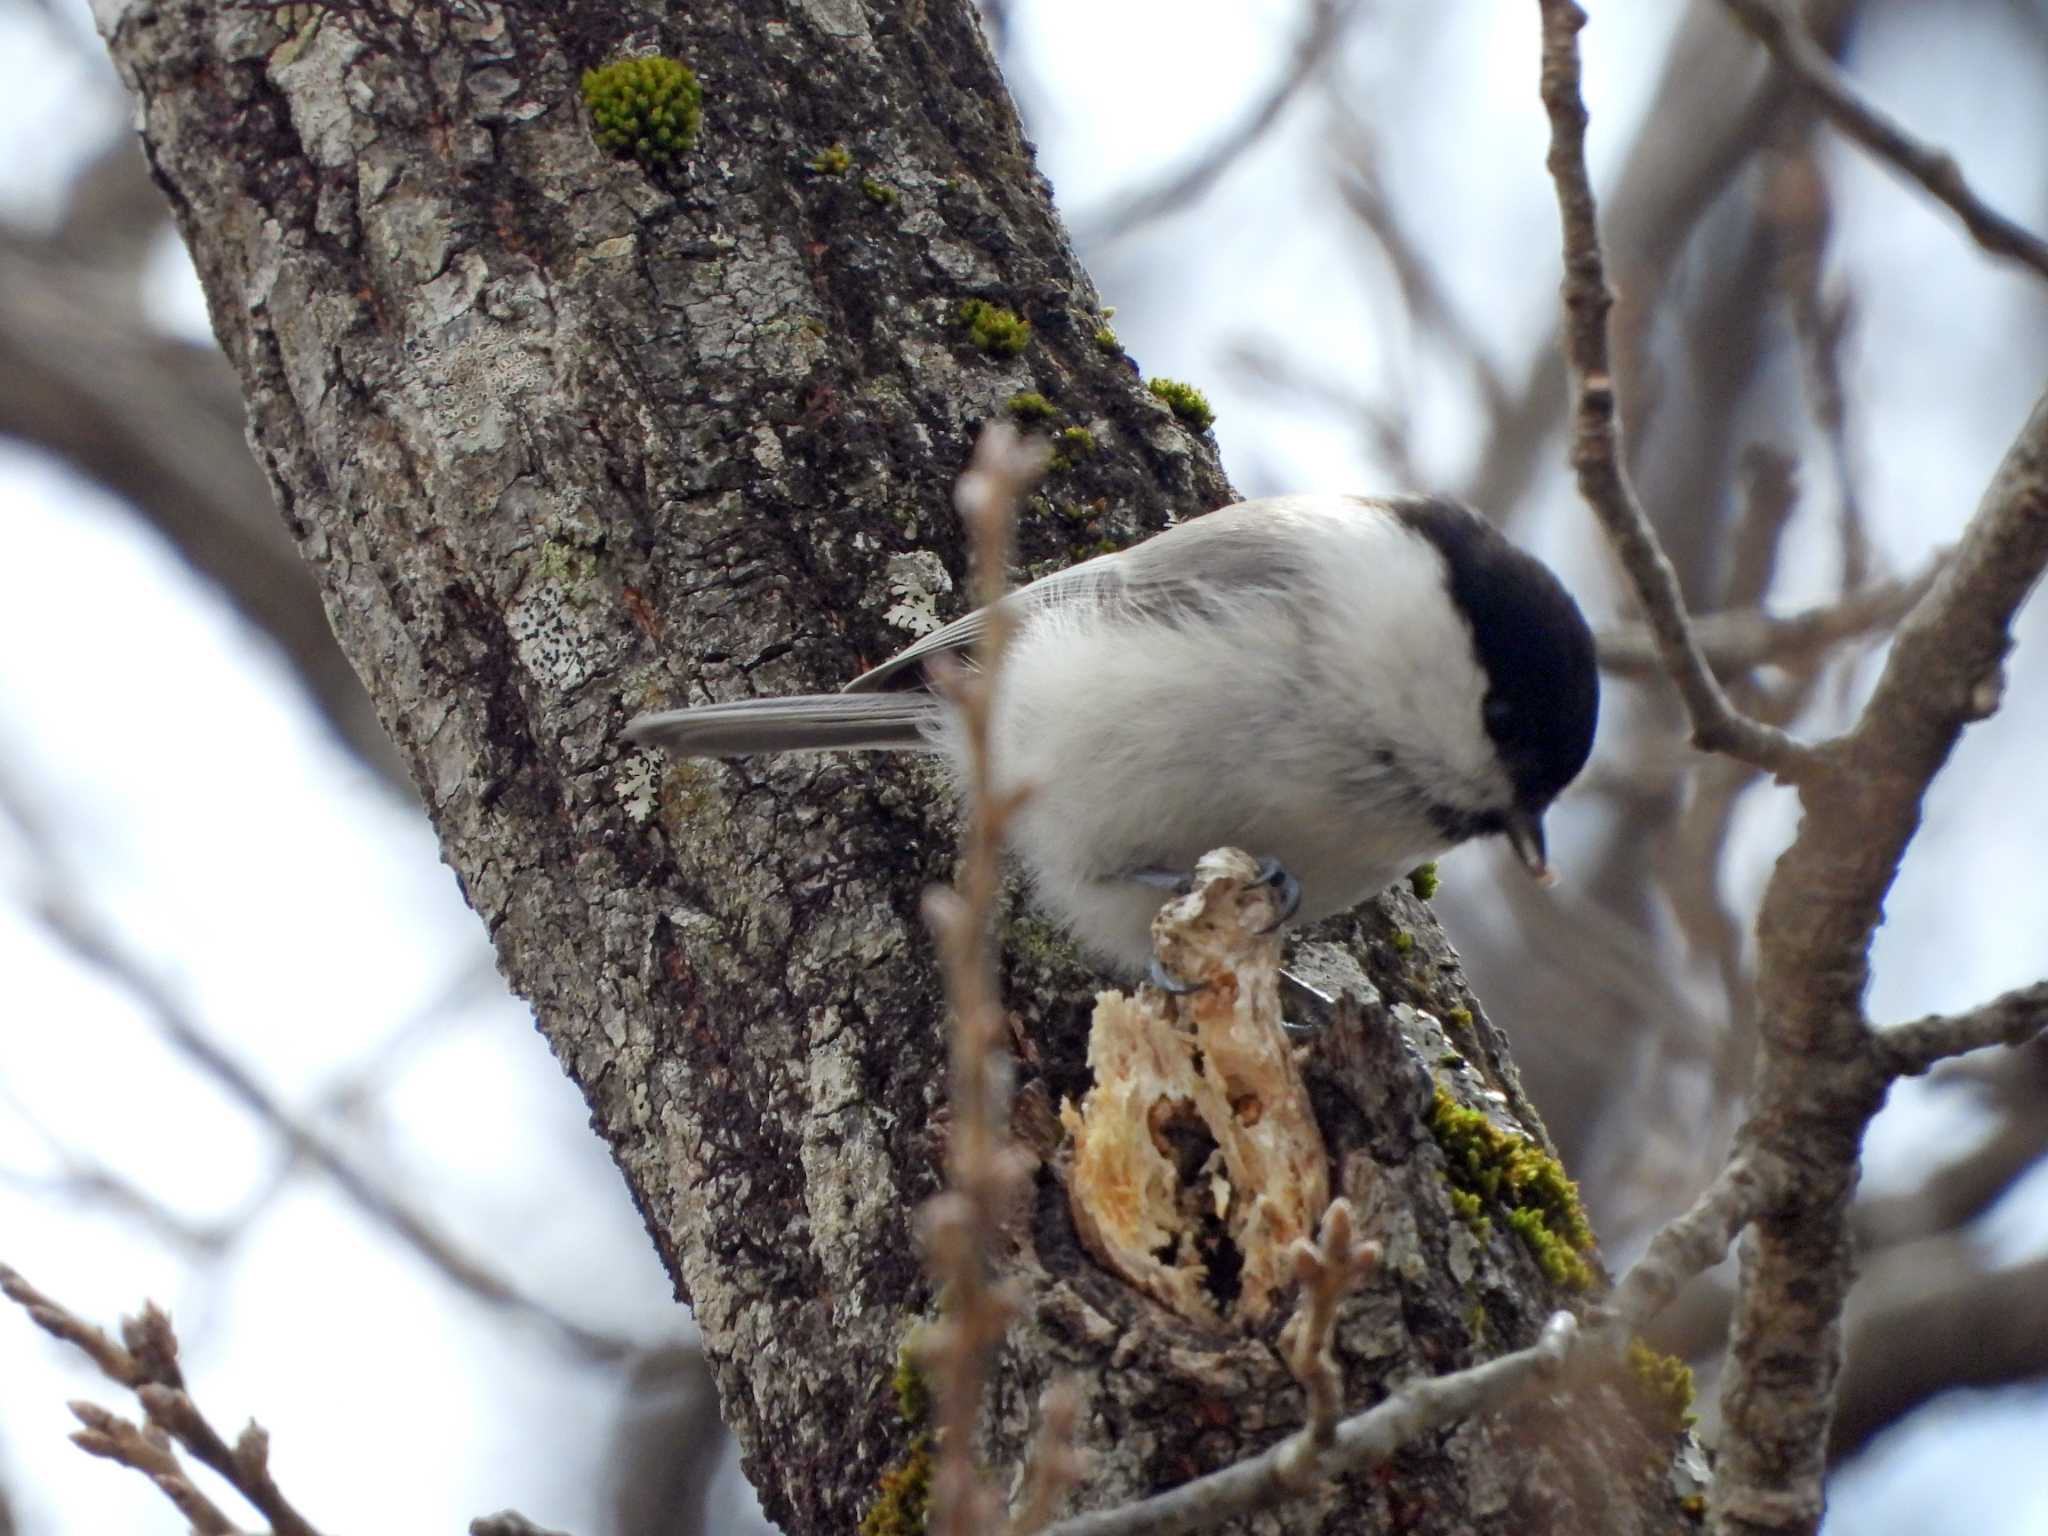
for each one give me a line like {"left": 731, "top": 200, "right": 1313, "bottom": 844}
{"left": 1147, "top": 956, "right": 1205, "bottom": 995}
{"left": 1252, "top": 857, "right": 1302, "bottom": 932}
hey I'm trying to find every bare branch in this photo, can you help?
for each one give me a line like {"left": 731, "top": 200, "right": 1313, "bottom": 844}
{"left": 1853, "top": 1044, "right": 2048, "bottom": 1251}
{"left": 1078, "top": 0, "right": 1366, "bottom": 245}
{"left": 1006, "top": 1379, "right": 1087, "bottom": 1536}
{"left": 1, "top": 1263, "right": 144, "bottom": 1385}
{"left": 1717, "top": 0, "right": 2048, "bottom": 284}
{"left": 1831, "top": 1241, "right": 2048, "bottom": 1462}
{"left": 1710, "top": 352, "right": 2048, "bottom": 1536}
{"left": 24, "top": 890, "right": 640, "bottom": 1364}
{"left": 1875, "top": 981, "right": 2048, "bottom": 1079}
{"left": 1595, "top": 563, "right": 1938, "bottom": 681}
{"left": 1766, "top": 139, "right": 1871, "bottom": 590}
{"left": 470, "top": 1514, "right": 578, "bottom": 1536}
{"left": 5, "top": 1267, "right": 324, "bottom": 1534}
{"left": 1534, "top": 0, "right": 1814, "bottom": 781}
{"left": 1276, "top": 1200, "right": 1380, "bottom": 1485}
{"left": 1600, "top": 1155, "right": 1776, "bottom": 1337}
{"left": 1039, "top": 1314, "right": 1581, "bottom": 1536}
{"left": 68, "top": 1402, "right": 243, "bottom": 1536}
{"left": 919, "top": 425, "right": 1048, "bottom": 1536}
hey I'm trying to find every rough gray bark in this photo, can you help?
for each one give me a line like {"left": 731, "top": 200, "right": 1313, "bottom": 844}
{"left": 96, "top": 1, "right": 1687, "bottom": 1528}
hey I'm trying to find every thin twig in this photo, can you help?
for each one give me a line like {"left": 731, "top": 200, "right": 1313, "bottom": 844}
{"left": 3, "top": 1264, "right": 324, "bottom": 1535}
{"left": 1, "top": 1263, "right": 145, "bottom": 1384}
{"left": 25, "top": 891, "right": 639, "bottom": 1365}
{"left": 1599, "top": 1155, "right": 1775, "bottom": 1337}
{"left": 918, "top": 425, "right": 1049, "bottom": 1536}
{"left": 1275, "top": 1199, "right": 1379, "bottom": 1485}
{"left": 470, "top": 1514, "right": 577, "bottom": 1536}
{"left": 1038, "top": 1314, "right": 1581, "bottom": 1536}
{"left": 1005, "top": 1379, "right": 1087, "bottom": 1536}
{"left": 1718, "top": 0, "right": 2048, "bottom": 284}
{"left": 1766, "top": 138, "right": 1871, "bottom": 592}
{"left": 1874, "top": 981, "right": 2048, "bottom": 1079}
{"left": 1594, "top": 562, "right": 1938, "bottom": 680}
{"left": 1535, "top": 0, "right": 1814, "bottom": 781}
{"left": 1079, "top": 0, "right": 1366, "bottom": 245}
{"left": 68, "top": 1402, "right": 243, "bottom": 1536}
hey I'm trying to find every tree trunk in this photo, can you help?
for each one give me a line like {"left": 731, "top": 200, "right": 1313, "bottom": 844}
{"left": 99, "top": 0, "right": 1689, "bottom": 1527}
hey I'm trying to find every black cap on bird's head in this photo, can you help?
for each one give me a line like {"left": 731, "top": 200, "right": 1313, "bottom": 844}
{"left": 1393, "top": 497, "right": 1600, "bottom": 882}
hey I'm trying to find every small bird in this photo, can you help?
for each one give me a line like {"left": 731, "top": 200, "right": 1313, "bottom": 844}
{"left": 625, "top": 494, "right": 1599, "bottom": 976}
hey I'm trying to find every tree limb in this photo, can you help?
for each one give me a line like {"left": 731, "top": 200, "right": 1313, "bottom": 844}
{"left": 1534, "top": 0, "right": 1814, "bottom": 781}
{"left": 1594, "top": 563, "right": 1937, "bottom": 681}
{"left": 1717, "top": 0, "right": 2048, "bottom": 284}
{"left": 1875, "top": 982, "right": 2048, "bottom": 1079}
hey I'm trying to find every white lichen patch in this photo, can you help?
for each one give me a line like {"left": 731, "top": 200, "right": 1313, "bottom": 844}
{"left": 616, "top": 752, "right": 662, "bottom": 825}
{"left": 882, "top": 550, "right": 953, "bottom": 636}
{"left": 507, "top": 543, "right": 627, "bottom": 695}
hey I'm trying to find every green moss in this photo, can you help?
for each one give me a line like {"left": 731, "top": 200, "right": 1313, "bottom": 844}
{"left": 1444, "top": 1007, "right": 1474, "bottom": 1033}
{"left": 1407, "top": 862, "right": 1440, "bottom": 900}
{"left": 811, "top": 142, "right": 852, "bottom": 175}
{"left": 1622, "top": 1338, "right": 1697, "bottom": 1435}
{"left": 1427, "top": 1087, "right": 1598, "bottom": 1293}
{"left": 582, "top": 55, "right": 703, "bottom": 168}
{"left": 535, "top": 539, "right": 599, "bottom": 590}
{"left": 1147, "top": 377, "right": 1214, "bottom": 432}
{"left": 1093, "top": 324, "right": 1122, "bottom": 354}
{"left": 861, "top": 176, "right": 899, "bottom": 207}
{"left": 957, "top": 298, "right": 1031, "bottom": 357}
{"left": 892, "top": 1341, "right": 931, "bottom": 1428}
{"left": 860, "top": 1433, "right": 932, "bottom": 1536}
{"left": 1005, "top": 391, "right": 1057, "bottom": 424}
{"left": 1050, "top": 426, "right": 1097, "bottom": 471}
{"left": 1679, "top": 1494, "right": 1707, "bottom": 1519}
{"left": 1448, "top": 1187, "right": 1488, "bottom": 1235}
{"left": 1438, "top": 1051, "right": 1466, "bottom": 1070}
{"left": 860, "top": 1333, "right": 935, "bottom": 1534}
{"left": 1391, "top": 930, "right": 1415, "bottom": 954}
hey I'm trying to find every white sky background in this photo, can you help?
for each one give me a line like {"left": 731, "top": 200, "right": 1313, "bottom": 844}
{"left": 2, "top": 1, "right": 2046, "bottom": 1532}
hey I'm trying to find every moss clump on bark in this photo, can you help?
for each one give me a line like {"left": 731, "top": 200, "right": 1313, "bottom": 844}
{"left": 957, "top": 298, "right": 1032, "bottom": 356}
{"left": 1147, "top": 377, "right": 1214, "bottom": 432}
{"left": 1428, "top": 1087, "right": 1598, "bottom": 1292}
{"left": 582, "top": 55, "right": 702, "bottom": 168}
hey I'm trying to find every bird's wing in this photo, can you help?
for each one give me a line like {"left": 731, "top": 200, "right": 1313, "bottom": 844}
{"left": 842, "top": 551, "right": 1124, "bottom": 692}
{"left": 843, "top": 498, "right": 1329, "bottom": 694}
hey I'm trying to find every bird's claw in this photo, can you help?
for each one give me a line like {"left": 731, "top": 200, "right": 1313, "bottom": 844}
{"left": 1253, "top": 857, "right": 1302, "bottom": 932}
{"left": 1147, "top": 956, "right": 1205, "bottom": 996}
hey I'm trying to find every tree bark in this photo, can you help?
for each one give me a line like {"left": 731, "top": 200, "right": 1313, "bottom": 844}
{"left": 97, "top": 0, "right": 1689, "bottom": 1527}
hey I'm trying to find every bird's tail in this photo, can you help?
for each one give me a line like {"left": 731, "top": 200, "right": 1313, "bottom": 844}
{"left": 623, "top": 694, "right": 940, "bottom": 757}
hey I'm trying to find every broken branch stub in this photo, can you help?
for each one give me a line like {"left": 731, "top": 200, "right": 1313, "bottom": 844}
{"left": 1059, "top": 849, "right": 1330, "bottom": 1327}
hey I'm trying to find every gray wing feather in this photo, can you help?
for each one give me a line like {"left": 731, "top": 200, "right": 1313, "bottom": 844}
{"left": 843, "top": 497, "right": 1326, "bottom": 693}
{"left": 624, "top": 694, "right": 941, "bottom": 756}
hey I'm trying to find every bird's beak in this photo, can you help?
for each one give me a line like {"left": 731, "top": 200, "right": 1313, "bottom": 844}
{"left": 1505, "top": 810, "right": 1556, "bottom": 888}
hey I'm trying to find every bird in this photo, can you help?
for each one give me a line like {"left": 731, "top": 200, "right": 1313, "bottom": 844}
{"left": 624, "top": 493, "right": 1599, "bottom": 977}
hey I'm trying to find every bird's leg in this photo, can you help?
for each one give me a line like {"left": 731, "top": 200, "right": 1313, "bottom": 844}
{"left": 1128, "top": 869, "right": 1202, "bottom": 992}
{"left": 1128, "top": 866, "right": 1194, "bottom": 894}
